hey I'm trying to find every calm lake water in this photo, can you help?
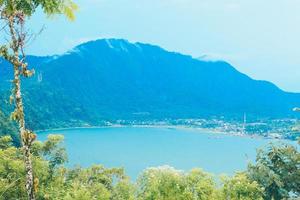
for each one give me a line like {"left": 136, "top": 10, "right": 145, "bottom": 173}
{"left": 38, "top": 127, "right": 284, "bottom": 178}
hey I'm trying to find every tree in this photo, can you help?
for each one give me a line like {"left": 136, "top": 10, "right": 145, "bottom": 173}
{"left": 136, "top": 166, "right": 188, "bottom": 200}
{"left": 185, "top": 169, "right": 219, "bottom": 200}
{"left": 221, "top": 172, "right": 264, "bottom": 200}
{"left": 248, "top": 143, "right": 300, "bottom": 200}
{"left": 0, "top": 1, "right": 77, "bottom": 199}
{"left": 136, "top": 166, "right": 219, "bottom": 200}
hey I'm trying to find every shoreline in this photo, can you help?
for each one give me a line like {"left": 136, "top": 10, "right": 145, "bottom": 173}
{"left": 36, "top": 124, "right": 282, "bottom": 141}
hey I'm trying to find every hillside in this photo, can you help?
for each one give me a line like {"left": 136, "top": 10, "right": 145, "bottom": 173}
{"left": 1, "top": 39, "right": 300, "bottom": 132}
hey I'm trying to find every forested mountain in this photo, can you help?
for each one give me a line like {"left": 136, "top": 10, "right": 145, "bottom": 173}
{"left": 1, "top": 39, "right": 300, "bottom": 132}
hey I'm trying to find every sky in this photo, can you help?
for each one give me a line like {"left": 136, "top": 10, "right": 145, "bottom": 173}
{"left": 23, "top": 0, "right": 300, "bottom": 92}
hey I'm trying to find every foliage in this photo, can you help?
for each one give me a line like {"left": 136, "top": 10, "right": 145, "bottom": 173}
{"left": 0, "top": 0, "right": 77, "bottom": 20}
{"left": 136, "top": 167, "right": 265, "bottom": 200}
{"left": 221, "top": 172, "right": 264, "bottom": 200}
{"left": 0, "top": 135, "right": 299, "bottom": 199}
{"left": 248, "top": 143, "right": 300, "bottom": 200}
{"left": 0, "top": 111, "right": 19, "bottom": 146}
{"left": 137, "top": 166, "right": 188, "bottom": 200}
{"left": 0, "top": 135, "right": 132, "bottom": 200}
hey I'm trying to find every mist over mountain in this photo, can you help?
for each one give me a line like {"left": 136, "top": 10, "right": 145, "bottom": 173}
{"left": 1, "top": 39, "right": 299, "bottom": 130}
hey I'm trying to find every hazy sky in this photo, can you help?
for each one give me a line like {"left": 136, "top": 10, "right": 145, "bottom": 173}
{"left": 25, "top": 0, "right": 300, "bottom": 92}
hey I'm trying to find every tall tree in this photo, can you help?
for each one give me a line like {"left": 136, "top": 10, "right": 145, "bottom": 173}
{"left": 248, "top": 143, "right": 300, "bottom": 200}
{"left": 0, "top": 1, "right": 77, "bottom": 199}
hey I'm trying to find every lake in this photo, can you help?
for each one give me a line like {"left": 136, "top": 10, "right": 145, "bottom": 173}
{"left": 38, "top": 127, "right": 283, "bottom": 179}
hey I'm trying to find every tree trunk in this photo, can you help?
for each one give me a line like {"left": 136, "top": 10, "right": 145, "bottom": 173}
{"left": 8, "top": 17, "right": 36, "bottom": 200}
{"left": 14, "top": 72, "right": 36, "bottom": 200}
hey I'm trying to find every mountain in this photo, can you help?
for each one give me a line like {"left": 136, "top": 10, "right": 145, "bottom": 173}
{"left": 0, "top": 39, "right": 300, "bottom": 132}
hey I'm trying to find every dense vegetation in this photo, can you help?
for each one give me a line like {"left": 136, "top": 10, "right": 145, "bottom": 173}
{"left": 0, "top": 111, "right": 18, "bottom": 145}
{"left": 0, "top": 135, "right": 299, "bottom": 200}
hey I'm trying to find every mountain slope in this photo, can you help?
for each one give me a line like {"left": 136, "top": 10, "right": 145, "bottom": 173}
{"left": 1, "top": 39, "right": 299, "bottom": 130}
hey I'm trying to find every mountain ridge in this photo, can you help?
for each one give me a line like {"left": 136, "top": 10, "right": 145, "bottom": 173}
{"left": 36, "top": 38, "right": 290, "bottom": 93}
{"left": 0, "top": 38, "right": 299, "bottom": 131}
